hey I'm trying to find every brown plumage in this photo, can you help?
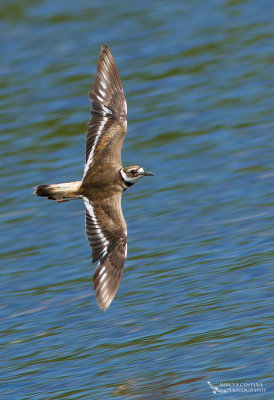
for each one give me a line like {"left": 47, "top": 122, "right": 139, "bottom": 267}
{"left": 35, "top": 45, "right": 153, "bottom": 310}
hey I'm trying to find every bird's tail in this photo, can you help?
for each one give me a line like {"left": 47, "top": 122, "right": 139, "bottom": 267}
{"left": 34, "top": 181, "right": 82, "bottom": 202}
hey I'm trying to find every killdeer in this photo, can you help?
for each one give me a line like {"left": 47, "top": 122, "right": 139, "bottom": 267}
{"left": 35, "top": 45, "right": 153, "bottom": 311}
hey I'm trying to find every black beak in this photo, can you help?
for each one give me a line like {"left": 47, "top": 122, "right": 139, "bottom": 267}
{"left": 143, "top": 171, "right": 154, "bottom": 176}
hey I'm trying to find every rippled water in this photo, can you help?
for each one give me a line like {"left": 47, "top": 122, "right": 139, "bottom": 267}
{"left": 1, "top": 0, "right": 273, "bottom": 398}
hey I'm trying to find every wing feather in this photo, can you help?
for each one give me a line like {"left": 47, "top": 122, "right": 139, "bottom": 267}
{"left": 83, "top": 45, "right": 127, "bottom": 177}
{"left": 83, "top": 194, "right": 127, "bottom": 310}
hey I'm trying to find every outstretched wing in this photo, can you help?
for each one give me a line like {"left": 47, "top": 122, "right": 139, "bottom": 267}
{"left": 83, "top": 45, "right": 127, "bottom": 178}
{"left": 83, "top": 193, "right": 127, "bottom": 310}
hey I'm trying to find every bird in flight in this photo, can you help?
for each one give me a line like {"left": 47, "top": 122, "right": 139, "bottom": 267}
{"left": 35, "top": 45, "right": 153, "bottom": 310}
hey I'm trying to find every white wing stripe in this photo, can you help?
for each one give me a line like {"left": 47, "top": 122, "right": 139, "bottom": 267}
{"left": 99, "top": 266, "right": 106, "bottom": 276}
{"left": 96, "top": 95, "right": 104, "bottom": 103}
{"left": 83, "top": 117, "right": 108, "bottom": 177}
{"left": 101, "top": 81, "right": 107, "bottom": 89}
{"left": 83, "top": 197, "right": 109, "bottom": 255}
{"left": 101, "top": 104, "right": 112, "bottom": 115}
{"left": 124, "top": 243, "right": 127, "bottom": 258}
{"left": 100, "top": 272, "right": 107, "bottom": 282}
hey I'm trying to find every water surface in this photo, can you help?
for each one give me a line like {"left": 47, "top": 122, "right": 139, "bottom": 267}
{"left": 1, "top": 0, "right": 273, "bottom": 398}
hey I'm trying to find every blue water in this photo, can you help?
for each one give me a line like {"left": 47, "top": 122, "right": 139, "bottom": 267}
{"left": 1, "top": 0, "right": 273, "bottom": 398}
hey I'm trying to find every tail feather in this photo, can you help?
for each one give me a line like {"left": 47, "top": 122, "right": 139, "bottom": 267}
{"left": 34, "top": 181, "right": 81, "bottom": 202}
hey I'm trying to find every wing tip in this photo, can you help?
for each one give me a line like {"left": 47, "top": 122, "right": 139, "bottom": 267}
{"left": 92, "top": 252, "right": 125, "bottom": 312}
{"left": 94, "top": 284, "right": 114, "bottom": 311}
{"left": 98, "top": 299, "right": 111, "bottom": 311}
{"left": 102, "top": 43, "right": 110, "bottom": 52}
{"left": 99, "top": 43, "right": 113, "bottom": 65}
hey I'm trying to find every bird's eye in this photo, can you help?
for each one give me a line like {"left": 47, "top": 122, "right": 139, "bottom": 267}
{"left": 131, "top": 170, "right": 137, "bottom": 175}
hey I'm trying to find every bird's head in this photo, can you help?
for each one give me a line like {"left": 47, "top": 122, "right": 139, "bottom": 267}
{"left": 120, "top": 166, "right": 154, "bottom": 188}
